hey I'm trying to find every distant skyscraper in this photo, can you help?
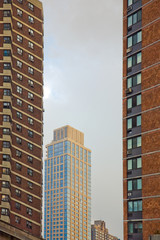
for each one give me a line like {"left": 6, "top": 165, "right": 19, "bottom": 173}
{"left": 91, "top": 220, "right": 118, "bottom": 240}
{"left": 44, "top": 125, "right": 91, "bottom": 240}
{"left": 0, "top": 0, "right": 43, "bottom": 239}
{"left": 123, "top": 0, "right": 160, "bottom": 239}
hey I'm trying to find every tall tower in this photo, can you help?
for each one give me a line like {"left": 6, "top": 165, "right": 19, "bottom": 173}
{"left": 0, "top": 0, "right": 43, "bottom": 238}
{"left": 44, "top": 125, "right": 91, "bottom": 240}
{"left": 123, "top": 0, "right": 160, "bottom": 240}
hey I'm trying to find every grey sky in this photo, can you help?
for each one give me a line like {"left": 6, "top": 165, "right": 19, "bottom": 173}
{"left": 42, "top": 0, "right": 123, "bottom": 238}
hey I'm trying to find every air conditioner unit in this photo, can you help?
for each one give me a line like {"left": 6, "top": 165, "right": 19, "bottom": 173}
{"left": 127, "top": 149, "right": 132, "bottom": 155}
{"left": 127, "top": 67, "right": 132, "bottom": 73}
{"left": 127, "top": 47, "right": 132, "bottom": 54}
{"left": 126, "top": 87, "right": 133, "bottom": 94}
{"left": 128, "top": 26, "right": 132, "bottom": 31}
{"left": 127, "top": 6, "right": 133, "bottom": 12}
{"left": 128, "top": 192, "right": 132, "bottom": 197}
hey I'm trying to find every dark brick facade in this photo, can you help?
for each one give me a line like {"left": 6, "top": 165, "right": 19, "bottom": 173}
{"left": 0, "top": 0, "right": 43, "bottom": 238}
{"left": 123, "top": 0, "right": 160, "bottom": 239}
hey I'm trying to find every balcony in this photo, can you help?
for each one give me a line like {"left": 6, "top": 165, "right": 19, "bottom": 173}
{"left": 2, "top": 174, "right": 11, "bottom": 182}
{"left": 3, "top": 69, "right": 12, "bottom": 75}
{"left": 3, "top": 96, "right": 12, "bottom": 102}
{"left": 3, "top": 121, "right": 12, "bottom": 129}
{"left": 2, "top": 161, "right": 11, "bottom": 168}
{"left": 3, "top": 56, "right": 12, "bottom": 62}
{"left": 2, "top": 147, "right": 11, "bottom": 155}
{"left": 1, "top": 215, "right": 10, "bottom": 224}
{"left": 3, "top": 82, "right": 11, "bottom": 88}
{"left": 3, "top": 134, "right": 11, "bottom": 142}
{"left": 1, "top": 202, "right": 10, "bottom": 210}
{"left": 1, "top": 187, "right": 11, "bottom": 196}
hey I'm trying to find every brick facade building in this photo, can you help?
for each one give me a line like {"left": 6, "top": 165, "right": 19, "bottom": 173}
{"left": 123, "top": 0, "right": 160, "bottom": 239}
{"left": 0, "top": 0, "right": 43, "bottom": 238}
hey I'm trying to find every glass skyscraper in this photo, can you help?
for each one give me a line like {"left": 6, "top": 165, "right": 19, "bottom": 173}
{"left": 44, "top": 125, "right": 91, "bottom": 240}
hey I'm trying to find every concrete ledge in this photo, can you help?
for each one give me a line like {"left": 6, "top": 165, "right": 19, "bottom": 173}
{"left": 0, "top": 220, "right": 43, "bottom": 240}
{"left": 149, "top": 235, "right": 160, "bottom": 240}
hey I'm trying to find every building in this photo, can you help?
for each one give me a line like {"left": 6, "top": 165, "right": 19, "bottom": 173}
{"left": 123, "top": 0, "right": 160, "bottom": 240}
{"left": 91, "top": 220, "right": 119, "bottom": 240}
{"left": 0, "top": 0, "right": 43, "bottom": 239}
{"left": 44, "top": 125, "right": 91, "bottom": 240}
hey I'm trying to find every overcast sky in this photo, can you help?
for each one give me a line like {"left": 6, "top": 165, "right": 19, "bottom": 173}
{"left": 41, "top": 0, "right": 123, "bottom": 238}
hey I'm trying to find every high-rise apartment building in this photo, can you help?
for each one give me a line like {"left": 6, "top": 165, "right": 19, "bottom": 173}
{"left": 0, "top": 0, "right": 43, "bottom": 238}
{"left": 91, "top": 220, "right": 118, "bottom": 240}
{"left": 44, "top": 125, "right": 91, "bottom": 240}
{"left": 123, "top": 0, "right": 160, "bottom": 239}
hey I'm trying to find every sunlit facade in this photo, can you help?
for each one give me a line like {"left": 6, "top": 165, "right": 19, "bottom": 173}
{"left": 44, "top": 125, "right": 91, "bottom": 240}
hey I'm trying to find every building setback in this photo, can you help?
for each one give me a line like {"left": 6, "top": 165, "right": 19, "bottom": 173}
{"left": 0, "top": 0, "right": 43, "bottom": 238}
{"left": 44, "top": 125, "right": 91, "bottom": 240}
{"left": 91, "top": 220, "right": 119, "bottom": 240}
{"left": 123, "top": 0, "right": 160, "bottom": 240}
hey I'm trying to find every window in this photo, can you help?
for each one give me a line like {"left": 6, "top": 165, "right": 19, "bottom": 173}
{"left": 28, "top": 66, "right": 34, "bottom": 75}
{"left": 17, "top": 34, "right": 23, "bottom": 43}
{"left": 28, "top": 181, "right": 33, "bottom": 189}
{"left": 16, "top": 176, "right": 21, "bottom": 184}
{"left": 28, "top": 2, "right": 34, "bottom": 11}
{"left": 28, "top": 104, "right": 34, "bottom": 112}
{"left": 17, "top": 21, "right": 23, "bottom": 29}
{"left": 1, "top": 208, "right": 9, "bottom": 216}
{"left": 4, "top": 36, "right": 11, "bottom": 43}
{"left": 2, "top": 195, "right": 10, "bottom": 202}
{"left": 127, "top": 115, "right": 141, "bottom": 129}
{"left": 4, "top": 0, "right": 12, "bottom": 4}
{"left": 15, "top": 202, "right": 21, "bottom": 210}
{"left": 128, "top": 10, "right": 142, "bottom": 28}
{"left": 28, "top": 117, "right": 33, "bottom": 125}
{"left": 127, "top": 31, "right": 142, "bottom": 48}
{"left": 127, "top": 52, "right": 141, "bottom": 69}
{"left": 16, "top": 150, "right": 22, "bottom": 157}
{"left": 28, "top": 156, "right": 33, "bottom": 163}
{"left": 2, "top": 168, "right": 10, "bottom": 175}
{"left": 15, "top": 189, "right": 21, "bottom": 197}
{"left": 4, "top": 10, "right": 11, "bottom": 17}
{"left": 3, "top": 115, "right": 10, "bottom": 122}
{"left": 3, "top": 128, "right": 10, "bottom": 135}
{"left": 3, "top": 141, "right": 10, "bottom": 148}
{"left": 4, "top": 63, "right": 11, "bottom": 69}
{"left": 16, "top": 124, "right": 22, "bottom": 132}
{"left": 17, "top": 86, "right": 22, "bottom": 94}
{"left": 128, "top": 157, "right": 142, "bottom": 170}
{"left": 28, "top": 54, "right": 34, "bottom": 62}
{"left": 28, "top": 143, "right": 33, "bottom": 151}
{"left": 17, "top": 99, "right": 22, "bottom": 106}
{"left": 3, "top": 154, "right": 10, "bottom": 161}
{"left": 16, "top": 137, "right": 22, "bottom": 145}
{"left": 15, "top": 216, "right": 21, "bottom": 223}
{"left": 17, "top": 111, "right": 22, "bottom": 119}
{"left": 127, "top": 73, "right": 141, "bottom": 88}
{"left": 17, "top": 8, "right": 23, "bottom": 16}
{"left": 4, "top": 23, "right": 11, "bottom": 30}
{"left": 28, "top": 15, "right": 34, "bottom": 23}
{"left": 3, "top": 102, "right": 10, "bottom": 109}
{"left": 28, "top": 130, "right": 33, "bottom": 138}
{"left": 27, "top": 207, "right": 32, "bottom": 215}
{"left": 26, "top": 221, "right": 32, "bottom": 229}
{"left": 16, "top": 163, "right": 22, "bottom": 171}
{"left": 4, "top": 89, "right": 11, "bottom": 96}
{"left": 3, "top": 75, "right": 11, "bottom": 82}
{"left": 2, "top": 181, "right": 10, "bottom": 188}
{"left": 127, "top": 94, "right": 141, "bottom": 109}
{"left": 127, "top": 136, "right": 141, "bottom": 149}
{"left": 17, "top": 47, "right": 23, "bottom": 55}
{"left": 128, "top": 0, "right": 140, "bottom": 7}
{"left": 17, "top": 0, "right": 23, "bottom": 3}
{"left": 28, "top": 41, "right": 34, "bottom": 49}
{"left": 3, "top": 50, "right": 11, "bottom": 56}
{"left": 17, "top": 60, "right": 22, "bottom": 68}
{"left": 28, "top": 79, "right": 34, "bottom": 87}
{"left": 128, "top": 222, "right": 142, "bottom": 234}
{"left": 17, "top": 73, "right": 23, "bottom": 81}
{"left": 27, "top": 168, "right": 33, "bottom": 176}
{"left": 27, "top": 194, "right": 33, "bottom": 202}
{"left": 28, "top": 92, "right": 34, "bottom": 100}
{"left": 28, "top": 28, "right": 34, "bottom": 36}
{"left": 128, "top": 178, "right": 142, "bottom": 191}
